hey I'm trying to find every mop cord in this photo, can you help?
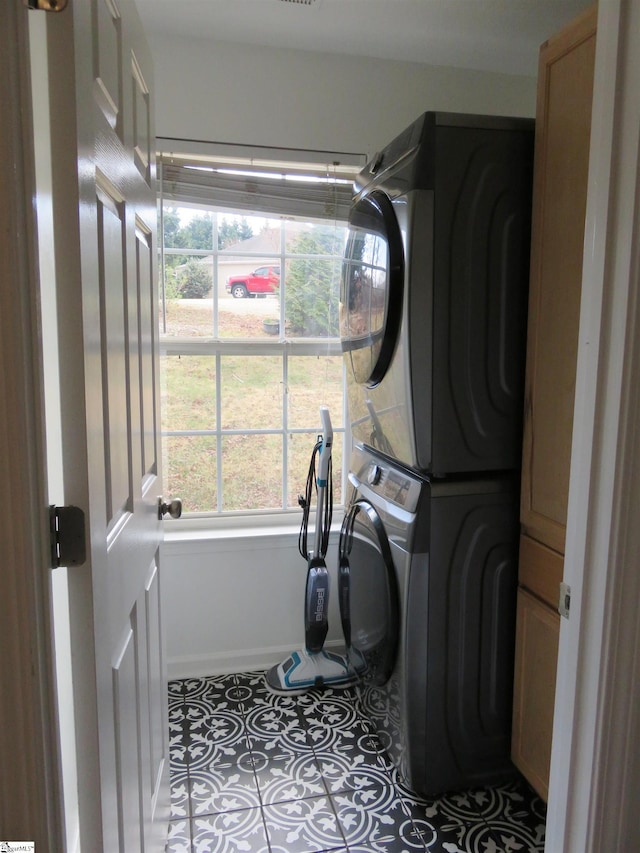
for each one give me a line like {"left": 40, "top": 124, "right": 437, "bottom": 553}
{"left": 298, "top": 439, "right": 333, "bottom": 561}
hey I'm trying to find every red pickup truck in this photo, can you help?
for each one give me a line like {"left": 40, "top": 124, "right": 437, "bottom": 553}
{"left": 226, "top": 265, "right": 280, "bottom": 298}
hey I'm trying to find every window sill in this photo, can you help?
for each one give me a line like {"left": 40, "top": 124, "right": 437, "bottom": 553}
{"left": 162, "top": 508, "right": 345, "bottom": 546}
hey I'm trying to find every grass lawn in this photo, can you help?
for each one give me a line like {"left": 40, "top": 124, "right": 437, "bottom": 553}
{"left": 161, "top": 300, "right": 344, "bottom": 513}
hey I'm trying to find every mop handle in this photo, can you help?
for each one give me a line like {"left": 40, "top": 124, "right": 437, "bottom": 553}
{"left": 317, "top": 406, "right": 333, "bottom": 487}
{"left": 313, "top": 407, "right": 333, "bottom": 559}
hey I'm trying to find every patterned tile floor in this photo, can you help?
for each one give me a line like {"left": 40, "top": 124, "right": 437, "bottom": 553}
{"left": 167, "top": 671, "right": 546, "bottom": 853}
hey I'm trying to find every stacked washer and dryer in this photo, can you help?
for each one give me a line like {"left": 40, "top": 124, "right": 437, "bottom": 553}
{"left": 339, "top": 112, "right": 535, "bottom": 796}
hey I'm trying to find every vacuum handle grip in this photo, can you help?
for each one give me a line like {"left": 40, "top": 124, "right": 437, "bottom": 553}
{"left": 320, "top": 406, "right": 333, "bottom": 442}
{"left": 317, "top": 406, "right": 333, "bottom": 484}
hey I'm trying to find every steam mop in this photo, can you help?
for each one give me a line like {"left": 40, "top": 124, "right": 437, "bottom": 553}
{"left": 266, "top": 406, "right": 356, "bottom": 693}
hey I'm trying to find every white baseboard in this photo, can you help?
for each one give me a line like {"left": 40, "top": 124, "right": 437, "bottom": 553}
{"left": 166, "top": 638, "right": 346, "bottom": 680}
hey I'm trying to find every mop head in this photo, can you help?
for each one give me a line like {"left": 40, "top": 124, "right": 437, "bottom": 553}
{"left": 266, "top": 648, "right": 357, "bottom": 694}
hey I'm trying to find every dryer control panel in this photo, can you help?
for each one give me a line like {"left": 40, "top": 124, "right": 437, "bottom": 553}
{"left": 379, "top": 468, "right": 412, "bottom": 507}
{"left": 349, "top": 444, "right": 424, "bottom": 515}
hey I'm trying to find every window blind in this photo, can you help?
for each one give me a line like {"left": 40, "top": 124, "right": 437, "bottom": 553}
{"left": 158, "top": 153, "right": 358, "bottom": 222}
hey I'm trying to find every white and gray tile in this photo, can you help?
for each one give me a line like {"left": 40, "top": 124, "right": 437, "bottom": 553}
{"left": 166, "top": 672, "right": 546, "bottom": 853}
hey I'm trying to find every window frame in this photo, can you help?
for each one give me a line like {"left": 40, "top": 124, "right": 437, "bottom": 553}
{"left": 157, "top": 152, "right": 361, "bottom": 524}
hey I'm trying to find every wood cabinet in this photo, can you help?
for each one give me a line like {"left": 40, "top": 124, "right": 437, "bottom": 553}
{"left": 511, "top": 5, "right": 596, "bottom": 800}
{"left": 512, "top": 587, "right": 561, "bottom": 797}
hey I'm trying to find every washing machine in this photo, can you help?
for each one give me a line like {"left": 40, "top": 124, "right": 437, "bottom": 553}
{"left": 340, "top": 443, "right": 520, "bottom": 795}
{"left": 340, "top": 112, "right": 534, "bottom": 477}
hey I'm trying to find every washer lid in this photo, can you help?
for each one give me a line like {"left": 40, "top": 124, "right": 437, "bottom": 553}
{"left": 340, "top": 190, "right": 404, "bottom": 388}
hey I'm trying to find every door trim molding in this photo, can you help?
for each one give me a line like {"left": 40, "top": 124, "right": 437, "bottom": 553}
{"left": 548, "top": 0, "right": 640, "bottom": 849}
{"left": 0, "top": 1, "right": 62, "bottom": 848}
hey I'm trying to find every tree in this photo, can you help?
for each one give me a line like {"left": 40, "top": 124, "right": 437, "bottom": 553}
{"left": 178, "top": 259, "right": 212, "bottom": 299}
{"left": 161, "top": 207, "right": 189, "bottom": 285}
{"left": 184, "top": 213, "right": 213, "bottom": 250}
{"left": 285, "top": 226, "right": 343, "bottom": 337}
{"left": 218, "top": 216, "right": 254, "bottom": 249}
{"left": 163, "top": 207, "right": 187, "bottom": 249}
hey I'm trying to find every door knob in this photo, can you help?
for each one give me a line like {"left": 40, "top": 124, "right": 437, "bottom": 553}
{"left": 158, "top": 497, "right": 182, "bottom": 520}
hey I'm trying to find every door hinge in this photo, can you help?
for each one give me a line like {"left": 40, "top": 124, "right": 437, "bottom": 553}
{"left": 558, "top": 581, "right": 571, "bottom": 620}
{"left": 24, "top": 0, "right": 69, "bottom": 11}
{"left": 49, "top": 505, "right": 86, "bottom": 568}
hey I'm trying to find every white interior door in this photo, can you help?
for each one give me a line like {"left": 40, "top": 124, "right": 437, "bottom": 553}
{"left": 46, "top": 1, "right": 169, "bottom": 849}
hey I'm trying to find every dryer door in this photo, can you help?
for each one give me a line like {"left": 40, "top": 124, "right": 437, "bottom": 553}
{"left": 340, "top": 190, "right": 404, "bottom": 388}
{"left": 339, "top": 499, "right": 400, "bottom": 685}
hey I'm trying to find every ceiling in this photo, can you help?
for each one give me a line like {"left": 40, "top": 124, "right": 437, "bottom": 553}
{"left": 134, "top": 0, "right": 592, "bottom": 77}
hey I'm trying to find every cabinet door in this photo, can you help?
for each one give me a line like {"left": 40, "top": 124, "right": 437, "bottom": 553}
{"left": 519, "top": 533, "right": 564, "bottom": 609}
{"left": 520, "top": 7, "right": 596, "bottom": 554}
{"left": 511, "top": 588, "right": 560, "bottom": 801}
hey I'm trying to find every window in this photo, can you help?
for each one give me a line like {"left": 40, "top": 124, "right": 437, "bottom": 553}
{"left": 158, "top": 152, "right": 358, "bottom": 517}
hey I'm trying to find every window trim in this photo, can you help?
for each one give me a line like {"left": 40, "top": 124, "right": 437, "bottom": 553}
{"left": 158, "top": 151, "right": 358, "bottom": 521}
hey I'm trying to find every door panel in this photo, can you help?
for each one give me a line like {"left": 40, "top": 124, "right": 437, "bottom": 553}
{"left": 519, "top": 14, "right": 596, "bottom": 552}
{"left": 511, "top": 587, "right": 560, "bottom": 800}
{"left": 146, "top": 560, "right": 166, "bottom": 794}
{"left": 97, "top": 181, "right": 132, "bottom": 522}
{"left": 113, "top": 624, "right": 143, "bottom": 850}
{"left": 48, "top": 0, "right": 169, "bottom": 848}
{"left": 94, "top": 0, "right": 122, "bottom": 131}
{"left": 136, "top": 219, "right": 158, "bottom": 480}
{"left": 132, "top": 54, "right": 151, "bottom": 181}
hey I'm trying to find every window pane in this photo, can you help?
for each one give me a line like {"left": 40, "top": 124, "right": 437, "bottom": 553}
{"left": 284, "top": 256, "right": 342, "bottom": 338}
{"left": 165, "top": 206, "right": 214, "bottom": 249}
{"left": 221, "top": 256, "right": 280, "bottom": 300}
{"left": 284, "top": 219, "right": 347, "bottom": 255}
{"left": 218, "top": 254, "right": 281, "bottom": 339}
{"left": 163, "top": 435, "right": 217, "bottom": 513}
{"left": 288, "top": 356, "right": 343, "bottom": 429}
{"left": 163, "top": 206, "right": 214, "bottom": 250}
{"left": 288, "top": 432, "right": 317, "bottom": 509}
{"left": 222, "top": 434, "right": 283, "bottom": 511}
{"left": 161, "top": 295, "right": 214, "bottom": 338}
{"left": 172, "top": 256, "right": 214, "bottom": 300}
{"left": 158, "top": 186, "right": 350, "bottom": 516}
{"left": 330, "top": 431, "right": 344, "bottom": 507}
{"left": 161, "top": 355, "right": 216, "bottom": 430}
{"left": 220, "top": 356, "right": 283, "bottom": 429}
{"left": 218, "top": 214, "right": 280, "bottom": 250}
{"left": 160, "top": 251, "right": 214, "bottom": 337}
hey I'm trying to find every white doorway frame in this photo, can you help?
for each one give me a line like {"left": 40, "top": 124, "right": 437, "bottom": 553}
{"left": 0, "top": 1, "right": 62, "bottom": 848}
{"left": 2, "top": 0, "right": 640, "bottom": 849}
{"left": 547, "top": 0, "right": 640, "bottom": 849}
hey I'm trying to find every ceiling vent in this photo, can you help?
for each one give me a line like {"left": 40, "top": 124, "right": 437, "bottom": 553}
{"left": 278, "top": 0, "right": 321, "bottom": 6}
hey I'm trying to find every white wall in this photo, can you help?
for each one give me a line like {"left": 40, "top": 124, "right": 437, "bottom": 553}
{"left": 163, "top": 526, "right": 343, "bottom": 678}
{"left": 150, "top": 34, "right": 536, "bottom": 160}
{"left": 157, "top": 34, "right": 536, "bottom": 678}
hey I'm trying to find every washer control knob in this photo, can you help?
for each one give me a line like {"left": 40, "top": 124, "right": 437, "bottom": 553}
{"left": 367, "top": 464, "right": 382, "bottom": 486}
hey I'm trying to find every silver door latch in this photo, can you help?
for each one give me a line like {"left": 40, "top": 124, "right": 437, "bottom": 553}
{"left": 558, "top": 581, "right": 571, "bottom": 619}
